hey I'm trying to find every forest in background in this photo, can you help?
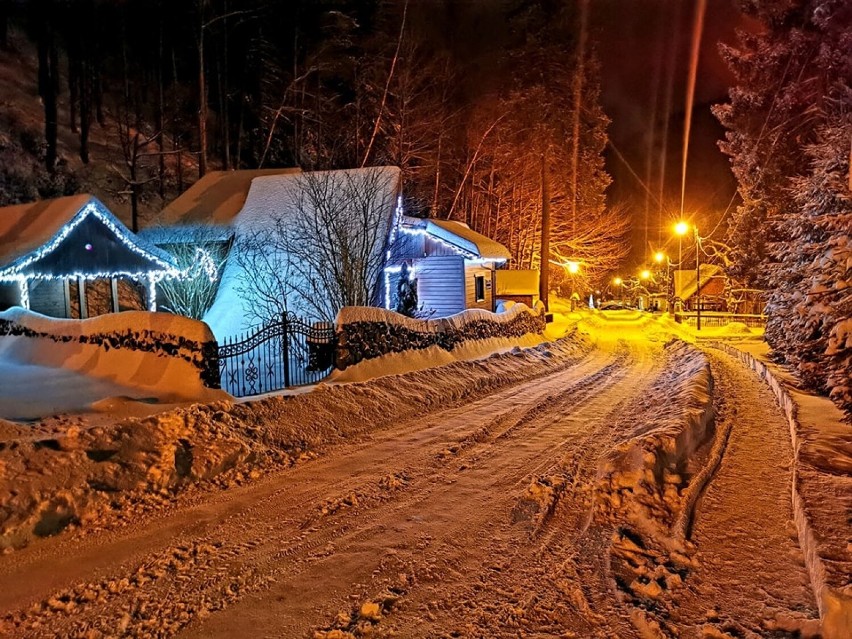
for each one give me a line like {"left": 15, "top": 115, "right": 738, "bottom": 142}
{"left": 0, "top": 0, "right": 628, "bottom": 291}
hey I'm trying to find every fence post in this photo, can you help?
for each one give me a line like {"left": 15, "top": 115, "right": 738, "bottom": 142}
{"left": 282, "top": 313, "right": 291, "bottom": 388}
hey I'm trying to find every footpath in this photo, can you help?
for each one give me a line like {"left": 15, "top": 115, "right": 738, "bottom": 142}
{"left": 715, "top": 340, "right": 851, "bottom": 639}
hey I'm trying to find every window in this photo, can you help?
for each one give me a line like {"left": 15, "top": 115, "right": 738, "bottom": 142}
{"left": 474, "top": 275, "right": 486, "bottom": 302}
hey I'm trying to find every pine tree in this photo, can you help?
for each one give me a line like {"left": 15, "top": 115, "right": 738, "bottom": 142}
{"left": 716, "top": 0, "right": 852, "bottom": 418}
{"left": 395, "top": 262, "right": 418, "bottom": 318}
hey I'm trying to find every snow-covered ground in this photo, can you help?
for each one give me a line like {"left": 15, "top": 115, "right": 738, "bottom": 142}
{"left": 0, "top": 308, "right": 847, "bottom": 638}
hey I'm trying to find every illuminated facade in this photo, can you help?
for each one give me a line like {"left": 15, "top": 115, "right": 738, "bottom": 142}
{"left": 385, "top": 211, "right": 511, "bottom": 317}
{"left": 0, "top": 195, "right": 179, "bottom": 318}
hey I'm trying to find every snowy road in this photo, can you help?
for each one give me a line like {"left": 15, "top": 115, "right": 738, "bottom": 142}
{"left": 0, "top": 336, "right": 819, "bottom": 638}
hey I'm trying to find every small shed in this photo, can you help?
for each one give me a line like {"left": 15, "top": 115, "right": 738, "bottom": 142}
{"left": 0, "top": 195, "right": 178, "bottom": 318}
{"left": 387, "top": 217, "right": 511, "bottom": 317}
{"left": 495, "top": 269, "right": 540, "bottom": 308}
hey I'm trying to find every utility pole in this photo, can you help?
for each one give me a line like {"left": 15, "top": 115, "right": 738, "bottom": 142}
{"left": 539, "top": 152, "right": 551, "bottom": 311}
{"left": 695, "top": 228, "right": 702, "bottom": 331}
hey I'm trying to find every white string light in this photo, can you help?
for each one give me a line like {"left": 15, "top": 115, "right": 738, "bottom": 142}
{"left": 0, "top": 200, "right": 179, "bottom": 282}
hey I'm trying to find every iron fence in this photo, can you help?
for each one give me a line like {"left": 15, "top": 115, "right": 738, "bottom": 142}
{"left": 217, "top": 313, "right": 335, "bottom": 397}
{"left": 674, "top": 312, "right": 766, "bottom": 329}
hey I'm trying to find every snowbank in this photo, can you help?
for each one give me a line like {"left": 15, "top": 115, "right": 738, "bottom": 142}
{"left": 0, "top": 333, "right": 591, "bottom": 549}
{"left": 716, "top": 342, "right": 852, "bottom": 639}
{"left": 0, "top": 308, "right": 223, "bottom": 420}
{"left": 596, "top": 341, "right": 713, "bottom": 523}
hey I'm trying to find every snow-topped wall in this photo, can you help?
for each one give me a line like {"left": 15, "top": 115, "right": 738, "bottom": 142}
{"left": 335, "top": 304, "right": 545, "bottom": 370}
{"left": 0, "top": 309, "right": 221, "bottom": 400}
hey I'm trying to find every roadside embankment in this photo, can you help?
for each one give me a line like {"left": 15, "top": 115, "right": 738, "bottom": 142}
{"left": 715, "top": 341, "right": 852, "bottom": 639}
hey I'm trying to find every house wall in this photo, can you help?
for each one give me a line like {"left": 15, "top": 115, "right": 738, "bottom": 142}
{"left": 29, "top": 280, "right": 67, "bottom": 317}
{"left": 415, "top": 256, "right": 465, "bottom": 317}
{"left": 464, "top": 262, "right": 494, "bottom": 312}
{"left": 0, "top": 282, "right": 20, "bottom": 311}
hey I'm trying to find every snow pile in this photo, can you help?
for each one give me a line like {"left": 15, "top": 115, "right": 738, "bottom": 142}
{"left": 0, "top": 308, "right": 224, "bottom": 420}
{"left": 0, "top": 400, "right": 252, "bottom": 548}
{"left": 594, "top": 341, "right": 713, "bottom": 621}
{"left": 717, "top": 342, "right": 852, "bottom": 637}
{"left": 596, "top": 341, "right": 713, "bottom": 525}
{"left": 577, "top": 310, "right": 694, "bottom": 344}
{"left": 0, "top": 332, "right": 591, "bottom": 549}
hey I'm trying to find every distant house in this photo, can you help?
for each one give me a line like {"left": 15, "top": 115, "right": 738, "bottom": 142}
{"left": 0, "top": 195, "right": 178, "bottom": 318}
{"left": 386, "top": 216, "right": 511, "bottom": 317}
{"left": 673, "top": 264, "right": 727, "bottom": 312}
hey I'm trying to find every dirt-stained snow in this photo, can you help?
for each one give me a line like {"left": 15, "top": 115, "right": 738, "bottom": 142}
{"left": 0, "top": 309, "right": 846, "bottom": 638}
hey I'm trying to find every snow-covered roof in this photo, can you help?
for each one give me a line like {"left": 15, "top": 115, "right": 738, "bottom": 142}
{"left": 495, "top": 269, "right": 539, "bottom": 295}
{"left": 138, "top": 224, "right": 235, "bottom": 246}
{"left": 152, "top": 168, "right": 302, "bottom": 227}
{"left": 203, "top": 166, "right": 402, "bottom": 338}
{"left": 0, "top": 195, "right": 177, "bottom": 279}
{"left": 673, "top": 264, "right": 724, "bottom": 300}
{"left": 422, "top": 219, "right": 511, "bottom": 261}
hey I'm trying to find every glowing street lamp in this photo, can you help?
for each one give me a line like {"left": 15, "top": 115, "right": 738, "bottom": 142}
{"left": 653, "top": 251, "right": 666, "bottom": 264}
{"left": 671, "top": 221, "right": 702, "bottom": 331}
{"left": 566, "top": 260, "right": 580, "bottom": 274}
{"left": 613, "top": 276, "right": 622, "bottom": 286}
{"left": 640, "top": 269, "right": 652, "bottom": 281}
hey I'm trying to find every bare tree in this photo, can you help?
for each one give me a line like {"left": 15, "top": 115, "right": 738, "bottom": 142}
{"left": 233, "top": 220, "right": 296, "bottom": 328}
{"left": 235, "top": 168, "right": 397, "bottom": 325}
{"left": 155, "top": 227, "right": 230, "bottom": 319}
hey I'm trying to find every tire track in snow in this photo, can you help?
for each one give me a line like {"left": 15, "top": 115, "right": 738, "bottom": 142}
{"left": 0, "top": 340, "right": 627, "bottom": 638}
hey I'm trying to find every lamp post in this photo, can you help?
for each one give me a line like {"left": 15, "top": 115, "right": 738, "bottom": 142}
{"left": 674, "top": 221, "right": 701, "bottom": 331}
{"left": 613, "top": 276, "right": 623, "bottom": 304}
{"left": 566, "top": 260, "right": 580, "bottom": 310}
{"left": 694, "top": 228, "right": 701, "bottom": 331}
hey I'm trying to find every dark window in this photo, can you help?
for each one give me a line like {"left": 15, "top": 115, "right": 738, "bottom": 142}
{"left": 474, "top": 275, "right": 486, "bottom": 302}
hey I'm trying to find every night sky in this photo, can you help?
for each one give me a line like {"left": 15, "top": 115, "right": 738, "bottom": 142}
{"left": 411, "top": 0, "right": 749, "bottom": 263}
{"left": 592, "top": 0, "right": 749, "bottom": 259}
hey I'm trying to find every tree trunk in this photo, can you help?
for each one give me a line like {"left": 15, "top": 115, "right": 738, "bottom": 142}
{"left": 36, "top": 4, "right": 58, "bottom": 173}
{"left": 197, "top": 25, "right": 208, "bottom": 177}
{"left": 539, "top": 152, "right": 550, "bottom": 311}
{"left": 79, "top": 57, "right": 90, "bottom": 163}
{"left": 68, "top": 48, "right": 79, "bottom": 133}
{"left": 156, "top": 10, "right": 165, "bottom": 198}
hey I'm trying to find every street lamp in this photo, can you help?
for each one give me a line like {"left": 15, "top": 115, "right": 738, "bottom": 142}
{"left": 672, "top": 221, "right": 702, "bottom": 331}
{"left": 566, "top": 261, "right": 580, "bottom": 309}
{"left": 613, "top": 277, "right": 623, "bottom": 304}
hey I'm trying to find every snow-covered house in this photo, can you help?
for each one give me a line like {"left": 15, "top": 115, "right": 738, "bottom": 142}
{"left": 386, "top": 216, "right": 511, "bottom": 317}
{"left": 0, "top": 195, "right": 178, "bottom": 318}
{"left": 142, "top": 166, "right": 401, "bottom": 338}
{"left": 673, "top": 264, "right": 727, "bottom": 312}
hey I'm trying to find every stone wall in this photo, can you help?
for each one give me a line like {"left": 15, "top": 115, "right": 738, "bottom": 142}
{"left": 335, "top": 305, "right": 545, "bottom": 370}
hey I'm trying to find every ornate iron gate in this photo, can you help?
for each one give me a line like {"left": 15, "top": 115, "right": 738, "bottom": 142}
{"left": 217, "top": 313, "right": 335, "bottom": 397}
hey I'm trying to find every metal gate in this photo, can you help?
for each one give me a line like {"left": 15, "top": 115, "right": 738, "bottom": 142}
{"left": 217, "top": 313, "right": 335, "bottom": 397}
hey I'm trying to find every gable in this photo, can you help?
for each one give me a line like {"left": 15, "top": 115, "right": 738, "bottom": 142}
{"left": 0, "top": 200, "right": 177, "bottom": 280}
